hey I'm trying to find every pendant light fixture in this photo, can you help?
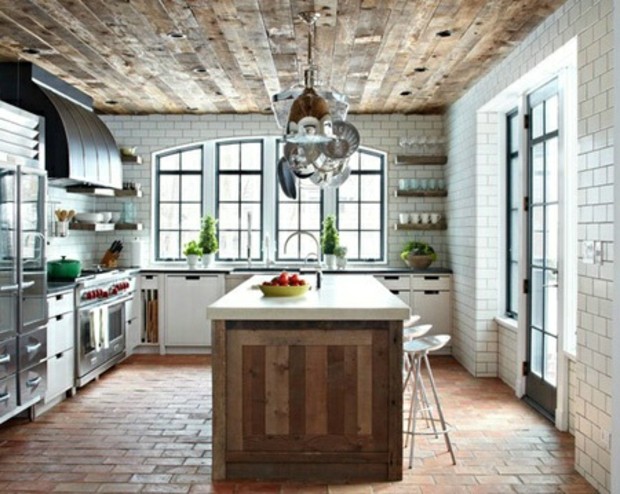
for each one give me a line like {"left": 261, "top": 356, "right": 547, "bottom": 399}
{"left": 271, "top": 12, "right": 359, "bottom": 189}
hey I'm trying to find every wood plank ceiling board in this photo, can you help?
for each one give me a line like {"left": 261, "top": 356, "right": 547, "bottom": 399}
{"left": 0, "top": 0, "right": 568, "bottom": 115}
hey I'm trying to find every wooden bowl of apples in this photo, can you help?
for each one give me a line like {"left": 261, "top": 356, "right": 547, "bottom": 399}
{"left": 259, "top": 271, "right": 309, "bottom": 297}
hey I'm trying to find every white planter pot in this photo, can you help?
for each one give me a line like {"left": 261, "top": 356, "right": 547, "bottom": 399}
{"left": 186, "top": 255, "right": 199, "bottom": 269}
{"left": 324, "top": 254, "right": 336, "bottom": 269}
{"left": 202, "top": 253, "right": 215, "bottom": 267}
{"left": 336, "top": 256, "right": 347, "bottom": 270}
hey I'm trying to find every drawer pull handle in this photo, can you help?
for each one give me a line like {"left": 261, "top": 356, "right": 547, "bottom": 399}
{"left": 0, "top": 284, "right": 18, "bottom": 292}
{"left": 424, "top": 290, "right": 440, "bottom": 295}
{"left": 26, "top": 376, "right": 42, "bottom": 388}
{"left": 0, "top": 392, "right": 11, "bottom": 403}
{"left": 185, "top": 275, "right": 200, "bottom": 280}
{"left": 146, "top": 275, "right": 154, "bottom": 280}
{"left": 423, "top": 276, "right": 440, "bottom": 280}
{"left": 26, "top": 342, "right": 42, "bottom": 354}
{"left": 55, "top": 294, "right": 64, "bottom": 301}
{"left": 55, "top": 314, "right": 63, "bottom": 321}
{"left": 90, "top": 356, "right": 97, "bottom": 364}
{"left": 0, "top": 354, "right": 11, "bottom": 364}
{"left": 384, "top": 276, "right": 399, "bottom": 280}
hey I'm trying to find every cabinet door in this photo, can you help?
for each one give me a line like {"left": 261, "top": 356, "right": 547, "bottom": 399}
{"left": 46, "top": 349, "right": 74, "bottom": 401}
{"left": 164, "top": 275, "right": 223, "bottom": 346}
{"left": 411, "top": 290, "right": 451, "bottom": 340}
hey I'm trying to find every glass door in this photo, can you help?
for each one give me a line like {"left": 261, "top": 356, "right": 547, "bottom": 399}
{"left": 0, "top": 164, "right": 18, "bottom": 340}
{"left": 20, "top": 168, "right": 47, "bottom": 332}
{"left": 525, "top": 79, "right": 560, "bottom": 418}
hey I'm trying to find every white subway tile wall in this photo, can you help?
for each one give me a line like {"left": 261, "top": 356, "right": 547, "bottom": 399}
{"left": 446, "top": 0, "right": 612, "bottom": 491}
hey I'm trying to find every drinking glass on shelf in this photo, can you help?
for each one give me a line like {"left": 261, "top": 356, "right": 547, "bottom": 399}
{"left": 437, "top": 178, "right": 446, "bottom": 190}
{"left": 409, "top": 178, "right": 419, "bottom": 190}
{"left": 428, "top": 178, "right": 437, "bottom": 190}
{"left": 399, "top": 213, "right": 410, "bottom": 224}
{"left": 398, "top": 179, "right": 408, "bottom": 190}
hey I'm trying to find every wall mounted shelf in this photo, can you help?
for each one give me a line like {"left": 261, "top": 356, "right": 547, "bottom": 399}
{"left": 395, "top": 155, "right": 447, "bottom": 165}
{"left": 66, "top": 186, "right": 143, "bottom": 198}
{"left": 69, "top": 223, "right": 115, "bottom": 231}
{"left": 394, "top": 219, "right": 447, "bottom": 231}
{"left": 121, "top": 155, "right": 142, "bottom": 165}
{"left": 114, "top": 222, "right": 143, "bottom": 231}
{"left": 394, "top": 189, "right": 447, "bottom": 198}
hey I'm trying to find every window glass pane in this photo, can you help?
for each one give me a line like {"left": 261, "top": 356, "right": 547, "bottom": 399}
{"left": 219, "top": 175, "right": 239, "bottom": 201}
{"left": 300, "top": 186, "right": 321, "bottom": 202}
{"left": 545, "top": 270, "right": 558, "bottom": 336}
{"left": 300, "top": 204, "right": 320, "bottom": 230}
{"left": 182, "top": 148, "right": 202, "bottom": 171}
{"left": 530, "top": 328, "right": 543, "bottom": 377}
{"left": 181, "top": 175, "right": 201, "bottom": 202}
{"left": 509, "top": 262, "right": 519, "bottom": 315}
{"left": 546, "top": 204, "right": 558, "bottom": 270}
{"left": 160, "top": 175, "right": 179, "bottom": 201}
{"left": 338, "top": 203, "right": 359, "bottom": 229}
{"left": 360, "top": 231, "right": 380, "bottom": 259}
{"left": 241, "top": 142, "right": 262, "bottom": 170}
{"left": 509, "top": 115, "right": 519, "bottom": 150}
{"left": 545, "top": 95, "right": 558, "bottom": 134}
{"left": 159, "top": 153, "right": 179, "bottom": 171}
{"left": 531, "top": 268, "right": 544, "bottom": 329}
{"left": 532, "top": 206, "right": 544, "bottom": 267}
{"left": 531, "top": 103, "right": 544, "bottom": 140}
{"left": 219, "top": 231, "right": 239, "bottom": 258}
{"left": 339, "top": 231, "right": 358, "bottom": 258}
{"left": 160, "top": 204, "right": 179, "bottom": 229}
{"left": 510, "top": 210, "right": 519, "bottom": 262}
{"left": 360, "top": 153, "right": 381, "bottom": 171}
{"left": 361, "top": 204, "right": 381, "bottom": 230}
{"left": 348, "top": 152, "right": 360, "bottom": 171}
{"left": 181, "top": 204, "right": 201, "bottom": 230}
{"left": 181, "top": 231, "right": 199, "bottom": 250}
{"left": 531, "top": 143, "right": 544, "bottom": 203}
{"left": 360, "top": 176, "right": 381, "bottom": 201}
{"left": 219, "top": 203, "right": 240, "bottom": 230}
{"left": 279, "top": 232, "right": 298, "bottom": 259}
{"left": 219, "top": 144, "right": 239, "bottom": 170}
{"left": 279, "top": 204, "right": 298, "bottom": 230}
{"left": 544, "top": 334, "right": 557, "bottom": 386}
{"left": 241, "top": 175, "right": 261, "bottom": 201}
{"left": 510, "top": 157, "right": 520, "bottom": 208}
{"left": 338, "top": 175, "right": 359, "bottom": 201}
{"left": 159, "top": 231, "right": 179, "bottom": 259}
{"left": 546, "top": 137, "right": 559, "bottom": 203}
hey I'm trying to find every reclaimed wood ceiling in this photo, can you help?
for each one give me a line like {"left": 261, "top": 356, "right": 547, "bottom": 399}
{"left": 0, "top": 0, "right": 567, "bottom": 115}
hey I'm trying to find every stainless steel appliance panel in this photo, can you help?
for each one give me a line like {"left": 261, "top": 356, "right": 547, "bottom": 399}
{"left": 0, "top": 336, "right": 17, "bottom": 379}
{"left": 0, "top": 375, "right": 17, "bottom": 416}
{"left": 0, "top": 165, "right": 18, "bottom": 341}
{"left": 18, "top": 326, "right": 47, "bottom": 370}
{"left": 18, "top": 361, "right": 46, "bottom": 405}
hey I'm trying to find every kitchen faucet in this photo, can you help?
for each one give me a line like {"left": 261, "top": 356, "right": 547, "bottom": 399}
{"left": 283, "top": 230, "right": 320, "bottom": 265}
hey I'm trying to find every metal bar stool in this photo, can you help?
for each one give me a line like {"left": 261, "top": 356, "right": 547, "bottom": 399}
{"left": 403, "top": 334, "right": 456, "bottom": 469}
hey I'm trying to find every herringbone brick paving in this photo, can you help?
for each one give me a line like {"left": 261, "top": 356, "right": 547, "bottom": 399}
{"left": 0, "top": 355, "right": 595, "bottom": 493}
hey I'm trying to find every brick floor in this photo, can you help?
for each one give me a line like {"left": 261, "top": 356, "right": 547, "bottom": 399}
{"left": 0, "top": 355, "right": 595, "bottom": 493}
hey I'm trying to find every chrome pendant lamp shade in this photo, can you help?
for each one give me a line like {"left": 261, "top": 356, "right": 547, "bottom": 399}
{"left": 272, "top": 11, "right": 359, "bottom": 189}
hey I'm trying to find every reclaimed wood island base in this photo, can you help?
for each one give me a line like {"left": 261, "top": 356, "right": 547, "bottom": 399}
{"left": 208, "top": 275, "right": 410, "bottom": 482}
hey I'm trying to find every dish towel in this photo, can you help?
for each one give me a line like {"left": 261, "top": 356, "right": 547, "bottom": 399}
{"left": 90, "top": 308, "right": 101, "bottom": 352}
{"left": 100, "top": 306, "right": 109, "bottom": 349}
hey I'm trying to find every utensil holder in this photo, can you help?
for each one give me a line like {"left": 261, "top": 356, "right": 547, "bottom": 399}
{"left": 100, "top": 250, "right": 119, "bottom": 268}
{"left": 54, "top": 221, "right": 68, "bottom": 237}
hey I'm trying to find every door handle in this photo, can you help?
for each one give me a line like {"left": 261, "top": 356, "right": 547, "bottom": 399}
{"left": 0, "top": 354, "right": 11, "bottom": 364}
{"left": 26, "top": 342, "right": 42, "bottom": 353}
{"left": 0, "top": 284, "right": 18, "bottom": 292}
{"left": 21, "top": 281, "right": 35, "bottom": 290}
{"left": 26, "top": 376, "right": 42, "bottom": 388}
{"left": 0, "top": 392, "right": 11, "bottom": 402}
{"left": 542, "top": 283, "right": 559, "bottom": 288}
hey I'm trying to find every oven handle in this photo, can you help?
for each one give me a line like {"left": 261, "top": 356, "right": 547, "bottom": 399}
{"left": 80, "top": 294, "right": 134, "bottom": 311}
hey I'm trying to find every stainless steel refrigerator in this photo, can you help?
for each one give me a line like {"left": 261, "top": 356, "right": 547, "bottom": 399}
{"left": 0, "top": 100, "right": 48, "bottom": 422}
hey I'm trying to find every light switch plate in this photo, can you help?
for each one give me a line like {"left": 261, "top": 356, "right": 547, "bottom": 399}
{"left": 582, "top": 240, "right": 594, "bottom": 264}
{"left": 594, "top": 241, "right": 603, "bottom": 264}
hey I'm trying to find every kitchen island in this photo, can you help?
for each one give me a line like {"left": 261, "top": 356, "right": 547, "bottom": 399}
{"left": 207, "top": 274, "right": 410, "bottom": 482}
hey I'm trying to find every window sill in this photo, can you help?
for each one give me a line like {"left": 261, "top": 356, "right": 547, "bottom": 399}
{"left": 494, "top": 316, "right": 518, "bottom": 333}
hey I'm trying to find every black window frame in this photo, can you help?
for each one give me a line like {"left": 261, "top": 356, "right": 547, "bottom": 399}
{"left": 506, "top": 109, "right": 520, "bottom": 318}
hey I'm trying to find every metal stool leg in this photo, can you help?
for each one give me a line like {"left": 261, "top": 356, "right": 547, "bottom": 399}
{"left": 408, "top": 352, "right": 423, "bottom": 469}
{"left": 423, "top": 354, "right": 456, "bottom": 465}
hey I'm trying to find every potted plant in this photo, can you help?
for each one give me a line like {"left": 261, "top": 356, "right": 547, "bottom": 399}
{"left": 400, "top": 240, "right": 437, "bottom": 270}
{"left": 334, "top": 245, "right": 348, "bottom": 270}
{"left": 321, "top": 214, "right": 339, "bottom": 269}
{"left": 183, "top": 240, "right": 203, "bottom": 269}
{"left": 199, "top": 214, "right": 219, "bottom": 267}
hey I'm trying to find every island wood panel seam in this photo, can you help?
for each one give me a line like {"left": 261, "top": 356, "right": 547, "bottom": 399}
{"left": 387, "top": 320, "right": 404, "bottom": 479}
{"left": 212, "top": 320, "right": 227, "bottom": 480}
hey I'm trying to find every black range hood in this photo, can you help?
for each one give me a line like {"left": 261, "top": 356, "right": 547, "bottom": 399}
{"left": 0, "top": 62, "right": 122, "bottom": 189}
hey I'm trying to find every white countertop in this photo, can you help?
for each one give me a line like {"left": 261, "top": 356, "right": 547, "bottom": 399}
{"left": 207, "top": 274, "right": 411, "bottom": 321}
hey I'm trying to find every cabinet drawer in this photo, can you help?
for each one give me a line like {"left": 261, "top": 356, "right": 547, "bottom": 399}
{"left": 374, "top": 275, "right": 410, "bottom": 291}
{"left": 18, "top": 327, "right": 47, "bottom": 371}
{"left": 411, "top": 275, "right": 450, "bottom": 291}
{"left": 18, "top": 361, "right": 46, "bottom": 405}
{"left": 0, "top": 337, "right": 17, "bottom": 380}
{"left": 47, "top": 291, "right": 74, "bottom": 319}
{"left": 47, "top": 312, "right": 74, "bottom": 357}
{"left": 0, "top": 375, "right": 17, "bottom": 417}
{"left": 140, "top": 275, "right": 159, "bottom": 290}
{"left": 46, "top": 349, "right": 74, "bottom": 401}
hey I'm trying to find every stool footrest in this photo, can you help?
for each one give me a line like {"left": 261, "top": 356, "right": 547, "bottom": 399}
{"left": 404, "top": 418, "right": 453, "bottom": 436}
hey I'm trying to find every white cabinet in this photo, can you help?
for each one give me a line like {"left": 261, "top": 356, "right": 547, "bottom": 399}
{"left": 44, "top": 289, "right": 75, "bottom": 403}
{"left": 164, "top": 274, "right": 224, "bottom": 348}
{"left": 374, "top": 274, "right": 411, "bottom": 307}
{"left": 411, "top": 274, "right": 452, "bottom": 353}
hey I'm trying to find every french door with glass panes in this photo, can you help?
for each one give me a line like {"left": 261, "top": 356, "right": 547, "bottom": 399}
{"left": 524, "top": 79, "right": 559, "bottom": 419}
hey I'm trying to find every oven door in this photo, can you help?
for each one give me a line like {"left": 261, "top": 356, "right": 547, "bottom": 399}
{"left": 77, "top": 297, "right": 129, "bottom": 379}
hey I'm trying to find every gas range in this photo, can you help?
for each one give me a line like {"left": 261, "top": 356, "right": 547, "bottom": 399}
{"left": 76, "top": 269, "right": 137, "bottom": 306}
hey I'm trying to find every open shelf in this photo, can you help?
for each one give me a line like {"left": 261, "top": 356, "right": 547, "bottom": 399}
{"left": 66, "top": 186, "right": 142, "bottom": 198}
{"left": 394, "top": 219, "right": 447, "bottom": 231}
{"left": 395, "top": 155, "right": 447, "bottom": 165}
{"left": 394, "top": 189, "right": 447, "bottom": 198}
{"left": 69, "top": 222, "right": 115, "bottom": 232}
{"left": 121, "top": 155, "right": 142, "bottom": 165}
{"left": 114, "top": 222, "right": 143, "bottom": 231}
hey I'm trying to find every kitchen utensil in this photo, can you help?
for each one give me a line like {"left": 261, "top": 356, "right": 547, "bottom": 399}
{"left": 100, "top": 212, "right": 112, "bottom": 223}
{"left": 284, "top": 142, "right": 318, "bottom": 178}
{"left": 74, "top": 212, "right": 104, "bottom": 224}
{"left": 320, "top": 120, "right": 360, "bottom": 160}
{"left": 67, "top": 210, "right": 76, "bottom": 220}
{"left": 277, "top": 156, "right": 297, "bottom": 199}
{"left": 47, "top": 256, "right": 82, "bottom": 279}
{"left": 110, "top": 212, "right": 122, "bottom": 223}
